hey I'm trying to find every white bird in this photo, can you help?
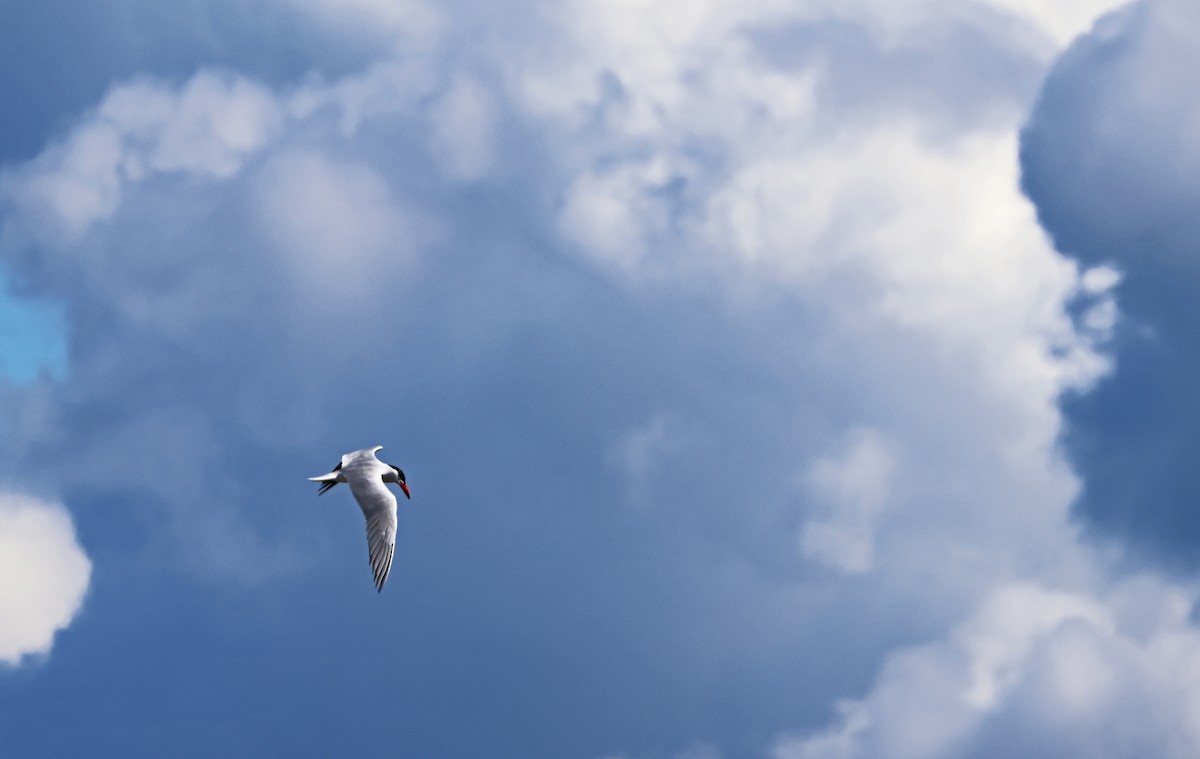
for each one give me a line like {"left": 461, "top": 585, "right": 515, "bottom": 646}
{"left": 309, "top": 446, "right": 411, "bottom": 592}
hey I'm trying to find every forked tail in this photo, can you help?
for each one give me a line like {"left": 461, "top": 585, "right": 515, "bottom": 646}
{"left": 308, "top": 466, "right": 343, "bottom": 496}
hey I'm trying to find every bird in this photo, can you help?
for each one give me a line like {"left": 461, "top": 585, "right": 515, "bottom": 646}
{"left": 309, "top": 446, "right": 411, "bottom": 592}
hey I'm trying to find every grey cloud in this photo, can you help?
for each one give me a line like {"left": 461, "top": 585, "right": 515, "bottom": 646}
{"left": 1021, "top": 0, "right": 1200, "bottom": 567}
{"left": 0, "top": 0, "right": 1143, "bottom": 755}
{"left": 1022, "top": 0, "right": 1200, "bottom": 270}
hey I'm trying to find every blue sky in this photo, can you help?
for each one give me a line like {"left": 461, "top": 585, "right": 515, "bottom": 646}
{"left": 8, "top": 1, "right": 1200, "bottom": 757}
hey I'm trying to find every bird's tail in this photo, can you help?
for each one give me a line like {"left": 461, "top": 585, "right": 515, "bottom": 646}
{"left": 308, "top": 473, "right": 341, "bottom": 496}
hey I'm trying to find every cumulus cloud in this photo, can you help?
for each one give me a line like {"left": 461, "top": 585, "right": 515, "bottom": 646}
{"left": 1, "top": 71, "right": 281, "bottom": 245}
{"left": 499, "top": 0, "right": 1200, "bottom": 753}
{"left": 776, "top": 577, "right": 1200, "bottom": 759}
{"left": 1022, "top": 0, "right": 1200, "bottom": 271}
{"left": 782, "top": 583, "right": 1113, "bottom": 758}
{"left": 0, "top": 0, "right": 1189, "bottom": 754}
{"left": 510, "top": 0, "right": 1108, "bottom": 603}
{"left": 1021, "top": 0, "right": 1200, "bottom": 565}
{"left": 0, "top": 493, "right": 91, "bottom": 665}
{"left": 763, "top": 1, "right": 1200, "bottom": 754}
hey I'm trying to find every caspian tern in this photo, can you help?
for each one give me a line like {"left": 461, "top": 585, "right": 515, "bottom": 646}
{"left": 309, "top": 446, "right": 411, "bottom": 592}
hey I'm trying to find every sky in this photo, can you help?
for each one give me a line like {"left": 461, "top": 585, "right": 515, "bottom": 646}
{"left": 7, "top": 0, "right": 1200, "bottom": 757}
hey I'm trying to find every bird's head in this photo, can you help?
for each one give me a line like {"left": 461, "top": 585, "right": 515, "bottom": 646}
{"left": 388, "top": 465, "right": 411, "bottom": 499}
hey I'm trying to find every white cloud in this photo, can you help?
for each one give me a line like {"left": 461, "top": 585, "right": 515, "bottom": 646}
{"left": 774, "top": 578, "right": 1200, "bottom": 759}
{"left": 958, "top": 584, "right": 1112, "bottom": 710}
{"left": 254, "top": 149, "right": 424, "bottom": 301}
{"left": 559, "top": 155, "right": 690, "bottom": 273}
{"left": 0, "top": 0, "right": 1189, "bottom": 753}
{"left": 800, "top": 429, "right": 896, "bottom": 574}
{"left": 0, "top": 64, "right": 446, "bottom": 588}
{"left": 522, "top": 0, "right": 1109, "bottom": 415}
{"left": 0, "top": 493, "right": 91, "bottom": 666}
{"left": 983, "top": 0, "right": 1130, "bottom": 45}
{"left": 2, "top": 71, "right": 281, "bottom": 245}
{"left": 522, "top": 0, "right": 1112, "bottom": 619}
{"left": 504, "top": 0, "right": 1198, "bottom": 754}
{"left": 110, "top": 73, "right": 282, "bottom": 178}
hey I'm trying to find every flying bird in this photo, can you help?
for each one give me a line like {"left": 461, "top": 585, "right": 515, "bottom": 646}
{"left": 310, "top": 446, "right": 411, "bottom": 592}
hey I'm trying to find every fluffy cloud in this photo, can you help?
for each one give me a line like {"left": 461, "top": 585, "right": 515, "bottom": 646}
{"left": 1, "top": 71, "right": 281, "bottom": 245}
{"left": 513, "top": 0, "right": 1110, "bottom": 607}
{"left": 1022, "top": 0, "right": 1200, "bottom": 271}
{"left": 1021, "top": 0, "right": 1200, "bottom": 565}
{"left": 775, "top": 578, "right": 1200, "bottom": 759}
{"left": 0, "top": 493, "right": 91, "bottom": 665}
{"left": 0, "top": 0, "right": 1190, "bottom": 755}
{"left": 767, "top": 1, "right": 1200, "bottom": 754}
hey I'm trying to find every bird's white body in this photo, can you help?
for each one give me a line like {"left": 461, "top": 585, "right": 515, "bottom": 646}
{"left": 309, "top": 446, "right": 409, "bottom": 592}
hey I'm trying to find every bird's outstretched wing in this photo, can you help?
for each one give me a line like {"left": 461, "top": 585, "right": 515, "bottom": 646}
{"left": 349, "top": 476, "right": 398, "bottom": 592}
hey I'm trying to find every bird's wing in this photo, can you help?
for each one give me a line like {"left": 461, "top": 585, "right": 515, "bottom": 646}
{"left": 343, "top": 446, "right": 384, "bottom": 468}
{"left": 349, "top": 476, "right": 398, "bottom": 592}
